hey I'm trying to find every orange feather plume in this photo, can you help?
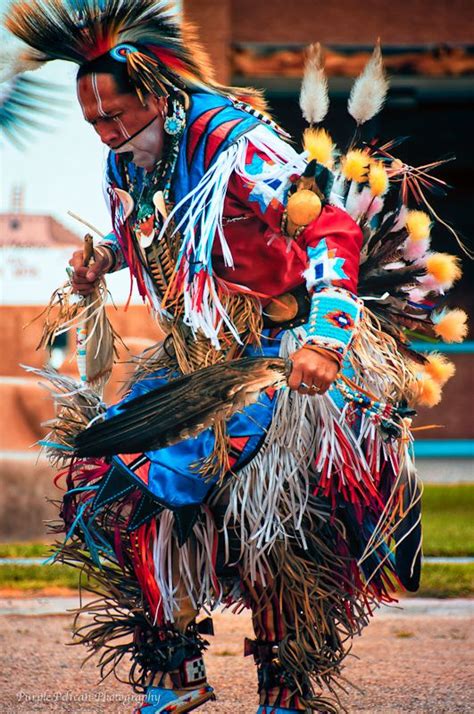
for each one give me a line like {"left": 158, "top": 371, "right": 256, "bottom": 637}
{"left": 432, "top": 309, "right": 468, "bottom": 343}
{"left": 424, "top": 353, "right": 456, "bottom": 386}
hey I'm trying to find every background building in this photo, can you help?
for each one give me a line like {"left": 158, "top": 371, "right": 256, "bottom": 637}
{"left": 0, "top": 201, "right": 161, "bottom": 539}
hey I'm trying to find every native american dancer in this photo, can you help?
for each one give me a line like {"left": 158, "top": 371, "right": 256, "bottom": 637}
{"left": 3, "top": 2, "right": 469, "bottom": 712}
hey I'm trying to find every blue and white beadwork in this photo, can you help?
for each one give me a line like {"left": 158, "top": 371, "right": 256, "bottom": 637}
{"left": 303, "top": 286, "right": 362, "bottom": 356}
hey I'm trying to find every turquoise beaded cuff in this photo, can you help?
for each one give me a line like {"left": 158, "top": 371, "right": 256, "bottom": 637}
{"left": 303, "top": 286, "right": 362, "bottom": 357}
{"left": 98, "top": 234, "right": 126, "bottom": 272}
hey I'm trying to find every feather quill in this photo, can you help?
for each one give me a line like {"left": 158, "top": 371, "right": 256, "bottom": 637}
{"left": 348, "top": 40, "right": 388, "bottom": 125}
{"left": 299, "top": 43, "right": 329, "bottom": 125}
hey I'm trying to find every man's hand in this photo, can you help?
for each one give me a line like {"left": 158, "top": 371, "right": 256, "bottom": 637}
{"left": 288, "top": 346, "right": 339, "bottom": 396}
{"left": 69, "top": 247, "right": 112, "bottom": 296}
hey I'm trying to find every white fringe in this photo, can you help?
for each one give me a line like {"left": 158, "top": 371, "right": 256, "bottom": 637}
{"left": 358, "top": 435, "right": 422, "bottom": 584}
{"left": 222, "top": 329, "right": 379, "bottom": 585}
{"left": 152, "top": 508, "right": 221, "bottom": 623}
{"left": 160, "top": 125, "right": 307, "bottom": 347}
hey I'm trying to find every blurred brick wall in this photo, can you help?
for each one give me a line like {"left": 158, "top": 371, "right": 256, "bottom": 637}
{"left": 184, "top": 0, "right": 232, "bottom": 84}
{"left": 414, "top": 354, "right": 474, "bottom": 439}
{"left": 0, "top": 305, "right": 162, "bottom": 453}
{"left": 230, "top": 0, "right": 474, "bottom": 44}
{"left": 0, "top": 305, "right": 161, "bottom": 376}
{"left": 0, "top": 304, "right": 163, "bottom": 540}
{"left": 0, "top": 457, "right": 57, "bottom": 541}
{"left": 185, "top": 0, "right": 474, "bottom": 84}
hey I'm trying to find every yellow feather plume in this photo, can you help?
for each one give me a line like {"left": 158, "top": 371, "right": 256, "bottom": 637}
{"left": 303, "top": 127, "right": 334, "bottom": 168}
{"left": 433, "top": 308, "right": 468, "bottom": 343}
{"left": 425, "top": 253, "right": 462, "bottom": 288}
{"left": 424, "top": 353, "right": 456, "bottom": 386}
{"left": 415, "top": 374, "right": 442, "bottom": 408}
{"left": 368, "top": 161, "right": 388, "bottom": 197}
{"left": 406, "top": 210, "right": 431, "bottom": 242}
{"left": 341, "top": 149, "right": 370, "bottom": 183}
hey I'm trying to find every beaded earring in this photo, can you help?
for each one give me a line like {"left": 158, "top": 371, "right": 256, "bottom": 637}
{"left": 163, "top": 98, "right": 186, "bottom": 136}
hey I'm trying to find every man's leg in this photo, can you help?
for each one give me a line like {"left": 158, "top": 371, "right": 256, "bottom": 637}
{"left": 245, "top": 581, "right": 308, "bottom": 713}
{"left": 212, "top": 485, "right": 309, "bottom": 712}
{"left": 131, "top": 522, "right": 216, "bottom": 713}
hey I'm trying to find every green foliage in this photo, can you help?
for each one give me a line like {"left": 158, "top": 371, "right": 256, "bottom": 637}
{"left": 0, "top": 563, "right": 79, "bottom": 590}
{"left": 0, "top": 561, "right": 471, "bottom": 597}
{"left": 0, "top": 542, "right": 52, "bottom": 558}
{"left": 414, "top": 562, "right": 474, "bottom": 599}
{"left": 422, "top": 484, "right": 474, "bottom": 557}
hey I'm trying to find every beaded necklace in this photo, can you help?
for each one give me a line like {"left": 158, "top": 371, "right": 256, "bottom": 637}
{"left": 123, "top": 106, "right": 182, "bottom": 218}
{"left": 118, "top": 98, "right": 186, "bottom": 284}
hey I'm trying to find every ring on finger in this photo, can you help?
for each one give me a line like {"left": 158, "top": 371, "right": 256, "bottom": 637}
{"left": 300, "top": 381, "right": 310, "bottom": 389}
{"left": 310, "top": 384, "right": 321, "bottom": 393}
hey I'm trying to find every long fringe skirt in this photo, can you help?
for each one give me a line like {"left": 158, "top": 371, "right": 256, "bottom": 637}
{"left": 41, "top": 329, "right": 421, "bottom": 711}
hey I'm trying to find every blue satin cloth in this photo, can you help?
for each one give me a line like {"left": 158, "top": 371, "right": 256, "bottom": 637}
{"left": 106, "top": 332, "right": 283, "bottom": 510}
{"left": 257, "top": 704, "right": 303, "bottom": 714}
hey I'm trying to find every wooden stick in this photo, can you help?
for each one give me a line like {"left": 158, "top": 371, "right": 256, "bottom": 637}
{"left": 67, "top": 210, "right": 105, "bottom": 238}
{"left": 83, "top": 233, "right": 95, "bottom": 267}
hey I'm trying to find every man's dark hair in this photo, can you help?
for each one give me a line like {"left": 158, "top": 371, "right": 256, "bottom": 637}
{"left": 77, "top": 53, "right": 136, "bottom": 95}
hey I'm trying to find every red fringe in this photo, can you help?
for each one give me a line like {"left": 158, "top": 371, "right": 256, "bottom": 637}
{"left": 316, "top": 421, "right": 382, "bottom": 513}
{"left": 109, "top": 189, "right": 149, "bottom": 307}
{"left": 130, "top": 521, "right": 164, "bottom": 625}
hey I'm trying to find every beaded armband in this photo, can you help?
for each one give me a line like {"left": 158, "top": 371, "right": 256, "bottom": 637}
{"left": 97, "top": 235, "right": 126, "bottom": 272}
{"left": 303, "top": 286, "right": 362, "bottom": 358}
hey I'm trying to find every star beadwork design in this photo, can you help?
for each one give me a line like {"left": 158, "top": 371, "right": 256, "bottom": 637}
{"left": 244, "top": 151, "right": 290, "bottom": 213}
{"left": 247, "top": 180, "right": 287, "bottom": 213}
{"left": 306, "top": 239, "right": 349, "bottom": 287}
{"left": 325, "top": 310, "right": 355, "bottom": 330}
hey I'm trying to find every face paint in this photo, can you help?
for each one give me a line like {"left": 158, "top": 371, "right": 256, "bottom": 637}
{"left": 114, "top": 116, "right": 131, "bottom": 140}
{"left": 78, "top": 73, "right": 165, "bottom": 170}
{"left": 91, "top": 73, "right": 108, "bottom": 119}
{"left": 113, "top": 115, "right": 163, "bottom": 169}
{"left": 114, "top": 114, "right": 159, "bottom": 151}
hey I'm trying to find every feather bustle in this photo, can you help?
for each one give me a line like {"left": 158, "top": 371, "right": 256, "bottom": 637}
{"left": 75, "top": 357, "right": 289, "bottom": 457}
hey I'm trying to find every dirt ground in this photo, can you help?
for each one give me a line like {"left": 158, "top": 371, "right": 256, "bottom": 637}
{"left": 0, "top": 604, "right": 472, "bottom": 714}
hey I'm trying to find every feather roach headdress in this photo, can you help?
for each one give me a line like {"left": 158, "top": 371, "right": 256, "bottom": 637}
{"left": 4, "top": 0, "right": 266, "bottom": 108}
{"left": 0, "top": 32, "right": 64, "bottom": 145}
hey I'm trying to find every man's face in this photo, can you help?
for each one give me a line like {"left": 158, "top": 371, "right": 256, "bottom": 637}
{"left": 77, "top": 73, "right": 165, "bottom": 170}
